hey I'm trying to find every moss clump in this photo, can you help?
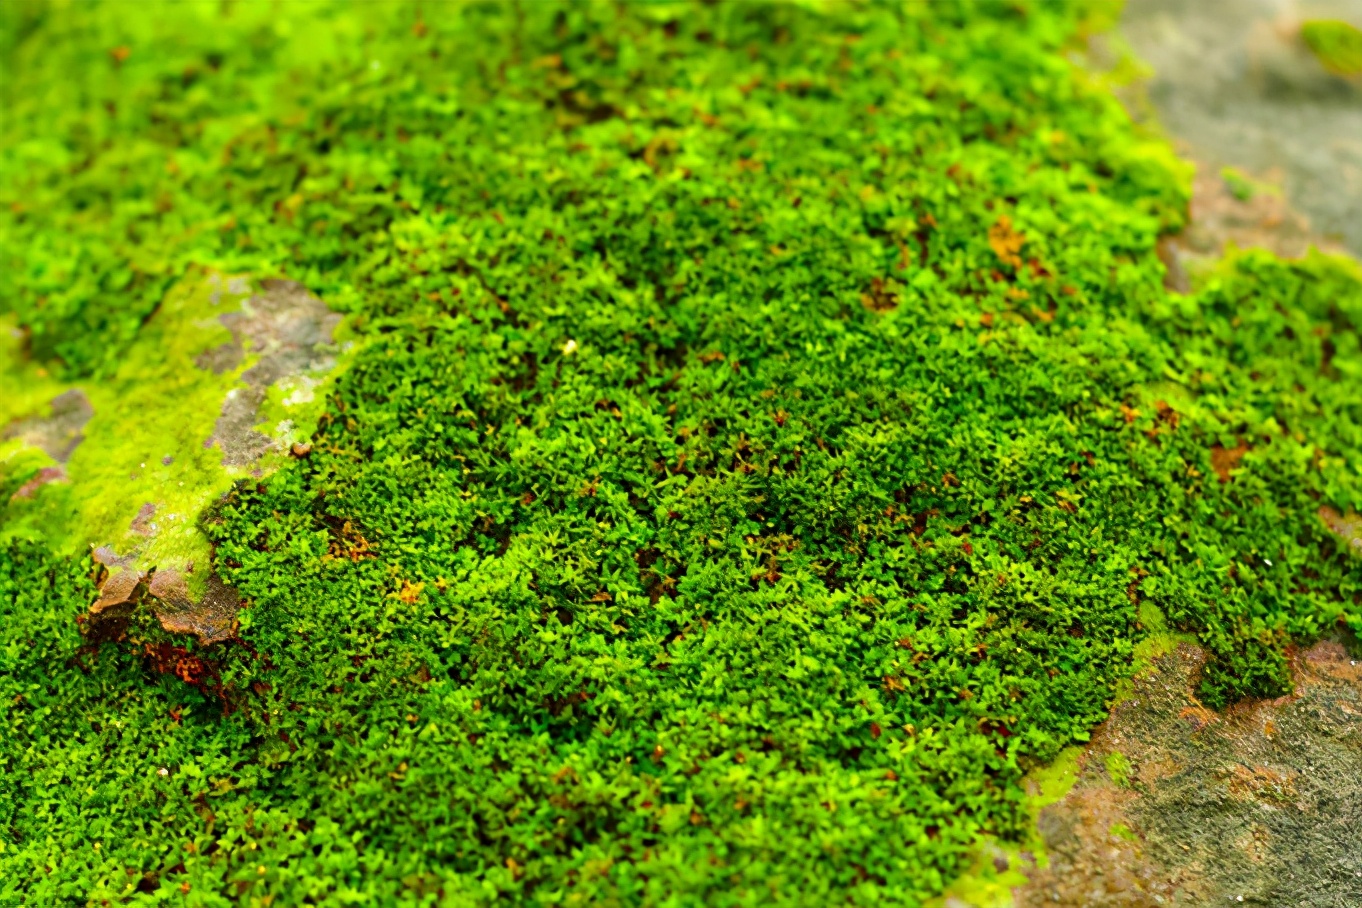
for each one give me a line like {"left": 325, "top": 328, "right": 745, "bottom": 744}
{"left": 2, "top": 2, "right": 1360, "bottom": 905}
{"left": 1301, "top": 19, "right": 1362, "bottom": 77}
{"left": 1105, "top": 751, "right": 1132, "bottom": 788}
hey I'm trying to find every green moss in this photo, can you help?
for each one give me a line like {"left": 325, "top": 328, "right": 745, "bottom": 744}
{"left": 1302, "top": 19, "right": 1362, "bottom": 77}
{"left": 926, "top": 745, "right": 1082, "bottom": 907}
{"left": 1220, "top": 166, "right": 1276, "bottom": 203}
{"left": 1108, "top": 821, "right": 1137, "bottom": 842}
{"left": 2, "top": 2, "right": 1361, "bottom": 906}
{"left": 1105, "top": 751, "right": 1132, "bottom": 788}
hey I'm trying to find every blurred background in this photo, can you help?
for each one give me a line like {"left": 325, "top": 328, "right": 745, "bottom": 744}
{"left": 1119, "top": 0, "right": 1362, "bottom": 260}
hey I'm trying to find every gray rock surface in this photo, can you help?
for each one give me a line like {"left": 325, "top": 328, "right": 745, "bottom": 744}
{"left": 1121, "top": 0, "right": 1362, "bottom": 256}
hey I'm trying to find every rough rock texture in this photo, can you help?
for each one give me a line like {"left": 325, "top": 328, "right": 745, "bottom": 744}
{"left": 2, "top": 388, "right": 93, "bottom": 462}
{"left": 1121, "top": 0, "right": 1362, "bottom": 257}
{"left": 1015, "top": 640, "right": 1362, "bottom": 906}
{"left": 89, "top": 567, "right": 144, "bottom": 621}
{"left": 203, "top": 279, "right": 341, "bottom": 467}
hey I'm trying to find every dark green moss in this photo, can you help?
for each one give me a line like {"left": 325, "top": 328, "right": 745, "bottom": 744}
{"left": 2, "top": 1, "right": 1360, "bottom": 905}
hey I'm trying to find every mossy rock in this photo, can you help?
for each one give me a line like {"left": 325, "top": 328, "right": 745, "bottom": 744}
{"left": 2, "top": 2, "right": 1361, "bottom": 905}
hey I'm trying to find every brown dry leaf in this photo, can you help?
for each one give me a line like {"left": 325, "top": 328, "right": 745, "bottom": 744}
{"left": 148, "top": 569, "right": 242, "bottom": 645}
{"left": 84, "top": 568, "right": 148, "bottom": 645}
{"left": 1210, "top": 442, "right": 1250, "bottom": 482}
{"left": 860, "top": 277, "right": 897, "bottom": 312}
{"left": 91, "top": 569, "right": 147, "bottom": 618}
{"left": 988, "top": 215, "right": 1025, "bottom": 269}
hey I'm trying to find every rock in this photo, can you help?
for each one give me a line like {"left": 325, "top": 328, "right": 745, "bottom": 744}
{"left": 2, "top": 389, "right": 94, "bottom": 463}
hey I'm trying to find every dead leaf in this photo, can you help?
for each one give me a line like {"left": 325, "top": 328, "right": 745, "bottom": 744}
{"left": 147, "top": 569, "right": 242, "bottom": 645}
{"left": 988, "top": 215, "right": 1025, "bottom": 269}
{"left": 1210, "top": 443, "right": 1250, "bottom": 483}
{"left": 91, "top": 569, "right": 147, "bottom": 618}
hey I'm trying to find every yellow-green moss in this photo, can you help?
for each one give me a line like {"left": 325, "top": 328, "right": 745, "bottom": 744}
{"left": 1, "top": 270, "right": 338, "bottom": 591}
{"left": 1302, "top": 19, "right": 1362, "bottom": 77}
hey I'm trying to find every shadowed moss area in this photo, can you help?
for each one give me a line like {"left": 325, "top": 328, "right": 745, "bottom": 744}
{"left": 2, "top": 1, "right": 1361, "bottom": 905}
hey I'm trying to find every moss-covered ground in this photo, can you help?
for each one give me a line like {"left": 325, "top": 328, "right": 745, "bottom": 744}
{"left": 2, "top": 2, "right": 1360, "bottom": 905}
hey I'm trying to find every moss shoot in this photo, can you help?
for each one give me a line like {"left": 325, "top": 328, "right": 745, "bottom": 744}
{"left": 2, "top": 2, "right": 1360, "bottom": 905}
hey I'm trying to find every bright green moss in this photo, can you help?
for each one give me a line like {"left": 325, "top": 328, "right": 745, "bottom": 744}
{"left": 1104, "top": 751, "right": 1131, "bottom": 788}
{"left": 1301, "top": 18, "right": 1362, "bottom": 77}
{"left": 2, "top": 2, "right": 1361, "bottom": 906}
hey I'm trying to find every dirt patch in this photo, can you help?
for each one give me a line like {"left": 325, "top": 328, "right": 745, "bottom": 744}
{"left": 202, "top": 279, "right": 341, "bottom": 467}
{"left": 1014, "top": 640, "right": 1362, "bottom": 906}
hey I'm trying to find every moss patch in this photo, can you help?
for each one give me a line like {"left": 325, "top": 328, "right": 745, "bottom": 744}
{"left": 1, "top": 271, "right": 338, "bottom": 590}
{"left": 1302, "top": 19, "right": 1362, "bottom": 77}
